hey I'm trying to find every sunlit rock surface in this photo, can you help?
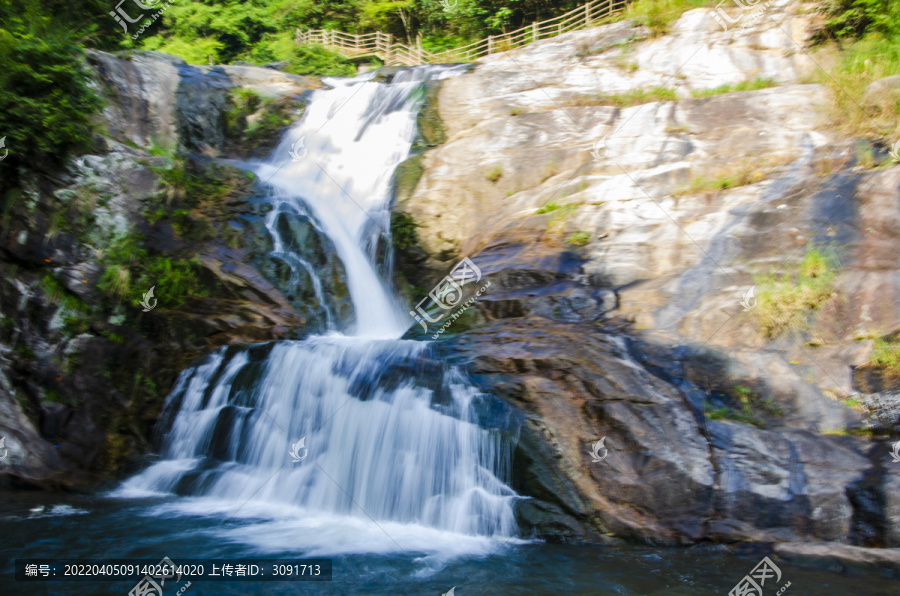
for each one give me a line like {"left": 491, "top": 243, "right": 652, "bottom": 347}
{"left": 399, "top": 6, "right": 900, "bottom": 545}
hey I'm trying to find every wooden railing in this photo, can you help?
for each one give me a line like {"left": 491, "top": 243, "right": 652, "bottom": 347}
{"left": 295, "top": 0, "right": 630, "bottom": 67}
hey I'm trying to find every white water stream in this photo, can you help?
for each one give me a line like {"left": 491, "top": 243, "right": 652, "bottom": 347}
{"left": 116, "top": 67, "right": 521, "bottom": 560}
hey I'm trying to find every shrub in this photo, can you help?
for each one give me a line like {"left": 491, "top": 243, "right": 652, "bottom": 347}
{"left": 286, "top": 44, "right": 356, "bottom": 77}
{"left": 536, "top": 201, "right": 560, "bottom": 214}
{"left": 390, "top": 211, "right": 420, "bottom": 251}
{"left": 568, "top": 231, "right": 591, "bottom": 245}
{"left": 486, "top": 166, "right": 503, "bottom": 183}
{"left": 0, "top": 27, "right": 102, "bottom": 180}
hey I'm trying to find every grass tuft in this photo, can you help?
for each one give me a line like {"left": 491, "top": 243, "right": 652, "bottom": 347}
{"left": 753, "top": 246, "right": 839, "bottom": 338}
{"left": 691, "top": 77, "right": 777, "bottom": 98}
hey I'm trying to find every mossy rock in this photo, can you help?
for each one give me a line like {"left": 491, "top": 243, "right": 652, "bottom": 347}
{"left": 394, "top": 154, "right": 424, "bottom": 204}
{"left": 416, "top": 82, "right": 447, "bottom": 148}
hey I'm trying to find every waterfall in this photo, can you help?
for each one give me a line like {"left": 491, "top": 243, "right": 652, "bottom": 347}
{"left": 116, "top": 66, "right": 522, "bottom": 558}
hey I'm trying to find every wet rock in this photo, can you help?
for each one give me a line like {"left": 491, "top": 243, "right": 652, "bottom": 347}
{"left": 774, "top": 542, "right": 900, "bottom": 578}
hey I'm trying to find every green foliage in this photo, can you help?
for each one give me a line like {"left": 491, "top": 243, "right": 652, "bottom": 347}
{"left": 568, "top": 231, "right": 591, "bottom": 245}
{"left": 485, "top": 166, "right": 503, "bottom": 183}
{"left": 870, "top": 337, "right": 900, "bottom": 373}
{"left": 821, "top": 0, "right": 900, "bottom": 39}
{"left": 691, "top": 77, "right": 777, "bottom": 98}
{"left": 678, "top": 162, "right": 760, "bottom": 194}
{"left": 286, "top": 44, "right": 356, "bottom": 76}
{"left": 814, "top": 0, "right": 900, "bottom": 140}
{"left": 152, "top": 158, "right": 227, "bottom": 207}
{"left": 820, "top": 33, "right": 900, "bottom": 139}
{"left": 41, "top": 275, "right": 90, "bottom": 314}
{"left": 704, "top": 384, "right": 783, "bottom": 427}
{"left": 98, "top": 234, "right": 208, "bottom": 308}
{"left": 224, "top": 88, "right": 298, "bottom": 148}
{"left": 390, "top": 210, "right": 420, "bottom": 250}
{"left": 141, "top": 35, "right": 224, "bottom": 65}
{"left": 753, "top": 246, "right": 840, "bottom": 338}
{"left": 536, "top": 201, "right": 561, "bottom": 214}
{"left": 130, "top": 0, "right": 640, "bottom": 70}
{"left": 0, "top": 19, "right": 102, "bottom": 180}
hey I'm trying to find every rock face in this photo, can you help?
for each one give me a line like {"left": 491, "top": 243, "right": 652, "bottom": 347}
{"left": 398, "top": 5, "right": 900, "bottom": 545}
{"left": 87, "top": 50, "right": 319, "bottom": 156}
{"left": 0, "top": 51, "right": 328, "bottom": 489}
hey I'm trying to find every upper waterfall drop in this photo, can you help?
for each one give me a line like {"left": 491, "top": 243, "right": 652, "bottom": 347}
{"left": 255, "top": 69, "right": 442, "bottom": 338}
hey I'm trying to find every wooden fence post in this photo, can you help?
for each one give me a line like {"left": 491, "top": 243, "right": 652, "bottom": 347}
{"left": 586, "top": 2, "right": 591, "bottom": 26}
{"left": 386, "top": 33, "right": 393, "bottom": 65}
{"left": 488, "top": 35, "right": 493, "bottom": 54}
{"left": 533, "top": 22, "right": 538, "bottom": 42}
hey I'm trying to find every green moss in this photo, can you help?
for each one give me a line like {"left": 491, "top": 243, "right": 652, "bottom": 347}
{"left": 394, "top": 155, "right": 425, "bottom": 203}
{"left": 416, "top": 83, "right": 447, "bottom": 148}
{"left": 486, "top": 166, "right": 503, "bottom": 183}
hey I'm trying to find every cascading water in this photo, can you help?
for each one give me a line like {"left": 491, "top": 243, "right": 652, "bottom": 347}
{"left": 116, "top": 67, "right": 521, "bottom": 559}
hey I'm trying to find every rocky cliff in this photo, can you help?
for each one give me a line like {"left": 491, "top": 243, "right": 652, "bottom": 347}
{"left": 397, "top": 6, "right": 900, "bottom": 546}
